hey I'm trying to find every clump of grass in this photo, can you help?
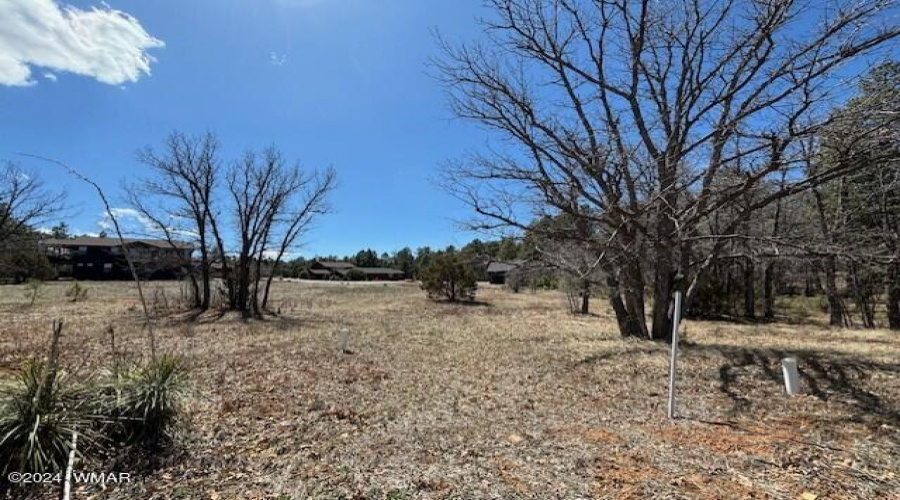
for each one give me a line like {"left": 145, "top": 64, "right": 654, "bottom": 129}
{"left": 0, "top": 361, "right": 97, "bottom": 475}
{"left": 109, "top": 355, "right": 188, "bottom": 449}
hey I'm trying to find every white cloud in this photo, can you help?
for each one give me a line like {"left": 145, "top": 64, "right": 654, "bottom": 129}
{"left": 43, "top": 72, "right": 57, "bottom": 82}
{"left": 0, "top": 0, "right": 164, "bottom": 87}
{"left": 98, "top": 208, "right": 151, "bottom": 233}
{"left": 99, "top": 208, "right": 197, "bottom": 240}
{"left": 269, "top": 52, "right": 287, "bottom": 67}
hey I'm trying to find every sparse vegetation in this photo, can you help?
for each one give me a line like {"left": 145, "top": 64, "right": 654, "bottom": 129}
{"left": 4, "top": 0, "right": 899, "bottom": 497}
{"left": 22, "top": 279, "right": 45, "bottom": 307}
{"left": 0, "top": 280, "right": 898, "bottom": 498}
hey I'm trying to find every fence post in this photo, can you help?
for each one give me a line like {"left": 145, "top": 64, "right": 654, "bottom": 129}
{"left": 667, "top": 290, "right": 683, "bottom": 420}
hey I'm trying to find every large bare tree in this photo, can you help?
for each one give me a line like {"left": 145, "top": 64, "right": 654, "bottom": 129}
{"left": 128, "top": 132, "right": 221, "bottom": 310}
{"left": 228, "top": 148, "right": 335, "bottom": 318}
{"left": 437, "top": 0, "right": 899, "bottom": 340}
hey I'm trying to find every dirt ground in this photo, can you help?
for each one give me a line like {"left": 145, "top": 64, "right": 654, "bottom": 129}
{"left": 0, "top": 280, "right": 898, "bottom": 500}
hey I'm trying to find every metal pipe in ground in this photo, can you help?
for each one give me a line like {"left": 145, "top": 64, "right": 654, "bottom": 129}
{"left": 667, "top": 290, "right": 683, "bottom": 420}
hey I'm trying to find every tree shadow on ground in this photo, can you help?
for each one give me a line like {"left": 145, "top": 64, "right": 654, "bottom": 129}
{"left": 574, "top": 346, "right": 660, "bottom": 366}
{"left": 443, "top": 300, "right": 493, "bottom": 307}
{"left": 160, "top": 308, "right": 227, "bottom": 325}
{"left": 572, "top": 341, "right": 900, "bottom": 431}
{"left": 684, "top": 342, "right": 900, "bottom": 429}
{"left": 264, "top": 313, "right": 335, "bottom": 332}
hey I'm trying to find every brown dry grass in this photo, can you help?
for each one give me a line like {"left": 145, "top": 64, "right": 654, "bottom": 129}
{"left": 0, "top": 280, "right": 898, "bottom": 500}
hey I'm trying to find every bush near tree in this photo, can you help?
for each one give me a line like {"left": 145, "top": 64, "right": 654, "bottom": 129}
{"left": 344, "top": 268, "right": 367, "bottom": 281}
{"left": 420, "top": 253, "right": 478, "bottom": 302}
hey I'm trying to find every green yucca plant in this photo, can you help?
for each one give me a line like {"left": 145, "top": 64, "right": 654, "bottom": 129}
{"left": 0, "top": 361, "right": 97, "bottom": 475}
{"left": 110, "top": 355, "right": 187, "bottom": 448}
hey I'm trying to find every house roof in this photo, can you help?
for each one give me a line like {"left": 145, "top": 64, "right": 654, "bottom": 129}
{"left": 356, "top": 267, "right": 404, "bottom": 275}
{"left": 307, "top": 269, "right": 332, "bottom": 275}
{"left": 41, "top": 237, "right": 193, "bottom": 250}
{"left": 486, "top": 261, "right": 522, "bottom": 273}
{"left": 314, "top": 260, "right": 356, "bottom": 269}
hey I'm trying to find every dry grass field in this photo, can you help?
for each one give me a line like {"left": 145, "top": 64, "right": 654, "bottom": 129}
{"left": 1, "top": 280, "right": 899, "bottom": 500}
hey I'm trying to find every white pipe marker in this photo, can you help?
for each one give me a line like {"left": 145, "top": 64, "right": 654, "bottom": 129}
{"left": 667, "top": 290, "right": 683, "bottom": 420}
{"left": 781, "top": 357, "right": 801, "bottom": 396}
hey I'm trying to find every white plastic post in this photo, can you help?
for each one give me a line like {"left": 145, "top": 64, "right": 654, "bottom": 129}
{"left": 62, "top": 431, "right": 78, "bottom": 500}
{"left": 337, "top": 327, "right": 351, "bottom": 354}
{"left": 781, "top": 357, "right": 801, "bottom": 396}
{"left": 667, "top": 290, "right": 683, "bottom": 420}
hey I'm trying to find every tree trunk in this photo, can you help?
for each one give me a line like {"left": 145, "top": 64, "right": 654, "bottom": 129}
{"left": 822, "top": 256, "right": 845, "bottom": 327}
{"left": 650, "top": 241, "right": 675, "bottom": 341}
{"left": 887, "top": 261, "right": 900, "bottom": 331}
{"left": 261, "top": 265, "right": 278, "bottom": 312}
{"left": 199, "top": 246, "right": 211, "bottom": 311}
{"left": 188, "top": 274, "right": 201, "bottom": 309}
{"left": 744, "top": 257, "right": 755, "bottom": 319}
{"left": 804, "top": 268, "right": 815, "bottom": 297}
{"left": 763, "top": 261, "right": 776, "bottom": 319}
{"left": 236, "top": 253, "right": 251, "bottom": 318}
{"left": 580, "top": 281, "right": 590, "bottom": 315}
{"left": 606, "top": 274, "right": 645, "bottom": 338}
{"left": 848, "top": 262, "right": 876, "bottom": 329}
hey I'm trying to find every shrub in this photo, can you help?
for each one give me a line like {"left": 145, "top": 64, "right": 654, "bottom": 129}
{"left": 0, "top": 361, "right": 96, "bottom": 475}
{"left": 344, "top": 269, "right": 367, "bottom": 281}
{"left": 0, "top": 237, "right": 56, "bottom": 284}
{"left": 504, "top": 267, "right": 523, "bottom": 293}
{"left": 420, "top": 253, "right": 478, "bottom": 302}
{"left": 110, "top": 355, "right": 187, "bottom": 448}
{"left": 65, "top": 282, "right": 89, "bottom": 303}
{"left": 22, "top": 279, "right": 46, "bottom": 307}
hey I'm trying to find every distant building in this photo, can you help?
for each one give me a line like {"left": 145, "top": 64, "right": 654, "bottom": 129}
{"left": 302, "top": 260, "right": 405, "bottom": 281}
{"left": 355, "top": 267, "right": 406, "bottom": 280}
{"left": 40, "top": 237, "right": 193, "bottom": 280}
{"left": 486, "top": 260, "right": 522, "bottom": 284}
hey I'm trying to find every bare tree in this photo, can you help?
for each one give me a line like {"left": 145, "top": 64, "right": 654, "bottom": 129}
{"left": 227, "top": 148, "right": 335, "bottom": 317}
{"left": 128, "top": 132, "right": 221, "bottom": 310}
{"left": 0, "top": 161, "right": 64, "bottom": 239}
{"left": 437, "top": 0, "right": 899, "bottom": 340}
{"left": 259, "top": 166, "right": 335, "bottom": 311}
{"left": 24, "top": 155, "right": 158, "bottom": 358}
{"left": 127, "top": 134, "right": 334, "bottom": 318}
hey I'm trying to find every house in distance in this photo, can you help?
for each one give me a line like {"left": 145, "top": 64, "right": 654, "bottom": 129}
{"left": 302, "top": 260, "right": 405, "bottom": 281}
{"left": 486, "top": 260, "right": 523, "bottom": 284}
{"left": 40, "top": 237, "right": 193, "bottom": 280}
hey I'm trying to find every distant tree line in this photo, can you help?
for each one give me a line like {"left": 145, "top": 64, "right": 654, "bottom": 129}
{"left": 281, "top": 236, "right": 528, "bottom": 281}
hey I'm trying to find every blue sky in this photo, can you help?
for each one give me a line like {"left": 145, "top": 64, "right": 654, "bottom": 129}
{"left": 0, "top": 0, "right": 492, "bottom": 257}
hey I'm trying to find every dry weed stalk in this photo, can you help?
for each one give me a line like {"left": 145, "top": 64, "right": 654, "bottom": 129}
{"left": 21, "top": 154, "right": 157, "bottom": 359}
